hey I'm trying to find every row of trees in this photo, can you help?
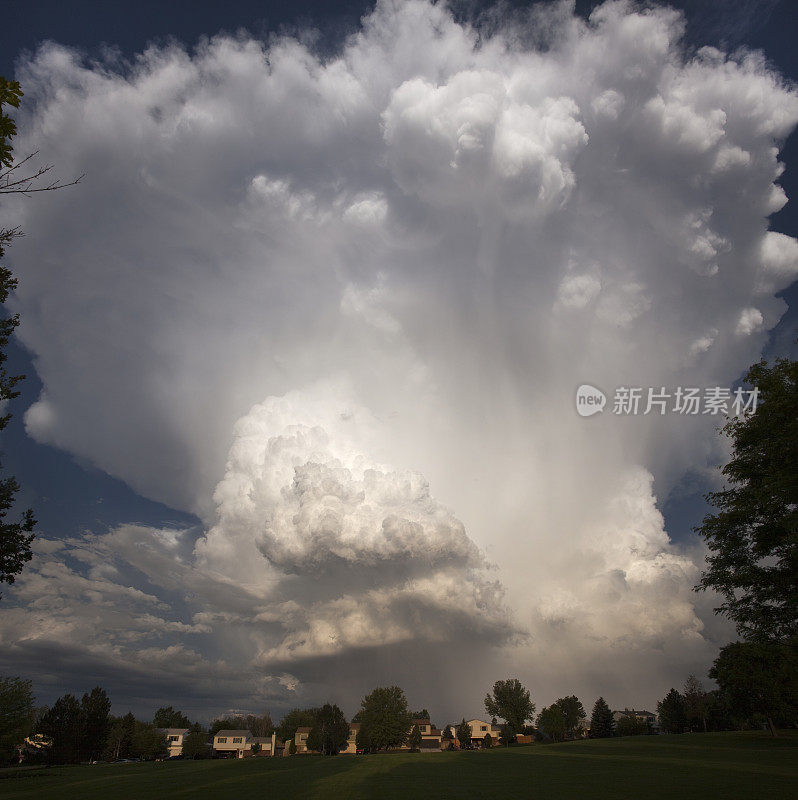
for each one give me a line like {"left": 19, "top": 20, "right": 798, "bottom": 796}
{"left": 0, "top": 678, "right": 283, "bottom": 766}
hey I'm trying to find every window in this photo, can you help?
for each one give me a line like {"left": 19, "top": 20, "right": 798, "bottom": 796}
{"left": 168, "top": 736, "right": 179, "bottom": 742}
{"left": 217, "top": 738, "right": 227, "bottom": 743}
{"left": 233, "top": 737, "right": 243, "bottom": 743}
{"left": 481, "top": 726, "right": 487, "bottom": 731}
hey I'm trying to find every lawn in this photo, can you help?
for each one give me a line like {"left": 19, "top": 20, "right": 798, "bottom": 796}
{"left": 2, "top": 732, "right": 796, "bottom": 800}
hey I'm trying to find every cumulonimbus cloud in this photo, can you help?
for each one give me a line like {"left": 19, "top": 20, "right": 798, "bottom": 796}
{"left": 2, "top": 0, "right": 797, "bottom": 718}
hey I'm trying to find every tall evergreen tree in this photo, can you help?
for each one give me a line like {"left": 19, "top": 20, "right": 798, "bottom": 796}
{"left": 81, "top": 687, "right": 110, "bottom": 761}
{"left": 39, "top": 694, "right": 83, "bottom": 764}
{"left": 589, "top": 697, "right": 615, "bottom": 738}
{"left": 657, "top": 688, "right": 687, "bottom": 734}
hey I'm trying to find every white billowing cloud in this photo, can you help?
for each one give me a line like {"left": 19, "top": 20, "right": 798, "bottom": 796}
{"left": 736, "top": 306, "right": 764, "bottom": 336}
{"left": 2, "top": 0, "right": 797, "bottom": 716}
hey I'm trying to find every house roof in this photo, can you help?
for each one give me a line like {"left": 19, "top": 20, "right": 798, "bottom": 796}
{"left": 296, "top": 726, "right": 312, "bottom": 734}
{"left": 215, "top": 730, "right": 252, "bottom": 737}
{"left": 412, "top": 718, "right": 432, "bottom": 726}
{"left": 252, "top": 737, "right": 272, "bottom": 744}
{"left": 156, "top": 728, "right": 190, "bottom": 736}
{"left": 349, "top": 723, "right": 361, "bottom": 731}
{"left": 422, "top": 728, "right": 442, "bottom": 737}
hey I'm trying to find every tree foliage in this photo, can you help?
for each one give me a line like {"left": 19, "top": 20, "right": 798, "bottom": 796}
{"left": 152, "top": 706, "right": 191, "bottom": 729}
{"left": 614, "top": 712, "right": 648, "bottom": 736}
{"left": 210, "top": 711, "right": 273, "bottom": 737}
{"left": 657, "top": 688, "right": 687, "bottom": 734}
{"left": 308, "top": 703, "right": 349, "bottom": 756}
{"left": 710, "top": 639, "right": 797, "bottom": 736}
{"left": 456, "top": 718, "right": 472, "bottom": 748}
{"left": 0, "top": 225, "right": 34, "bottom": 595}
{"left": 537, "top": 705, "right": 566, "bottom": 742}
{"left": 131, "top": 721, "right": 167, "bottom": 760}
{"left": 0, "top": 76, "right": 82, "bottom": 596}
{"left": 277, "top": 708, "right": 317, "bottom": 744}
{"left": 357, "top": 686, "right": 411, "bottom": 751}
{"left": 182, "top": 725, "right": 209, "bottom": 759}
{"left": 484, "top": 678, "right": 535, "bottom": 742}
{"left": 0, "top": 676, "right": 34, "bottom": 764}
{"left": 408, "top": 724, "right": 422, "bottom": 751}
{"left": 589, "top": 697, "right": 615, "bottom": 738}
{"left": 552, "top": 695, "right": 586, "bottom": 739}
{"left": 39, "top": 694, "right": 84, "bottom": 764}
{"left": 683, "top": 675, "right": 708, "bottom": 733}
{"left": 81, "top": 687, "right": 110, "bottom": 761}
{"left": 696, "top": 357, "right": 798, "bottom": 641}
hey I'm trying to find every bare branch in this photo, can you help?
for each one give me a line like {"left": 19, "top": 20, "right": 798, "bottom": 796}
{"left": 0, "top": 151, "right": 84, "bottom": 195}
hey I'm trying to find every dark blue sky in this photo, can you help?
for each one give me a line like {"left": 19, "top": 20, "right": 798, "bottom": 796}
{"left": 2, "top": 0, "right": 797, "bottom": 544}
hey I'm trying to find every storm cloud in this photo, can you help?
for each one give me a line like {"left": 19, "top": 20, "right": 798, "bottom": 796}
{"left": 2, "top": 0, "right": 797, "bottom": 720}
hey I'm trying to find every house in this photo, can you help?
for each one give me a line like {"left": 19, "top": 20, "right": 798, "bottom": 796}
{"left": 156, "top": 728, "right": 190, "bottom": 758}
{"left": 410, "top": 718, "right": 442, "bottom": 751}
{"left": 341, "top": 722, "right": 360, "bottom": 754}
{"left": 251, "top": 734, "right": 279, "bottom": 756}
{"left": 213, "top": 730, "right": 279, "bottom": 758}
{"left": 294, "top": 726, "right": 313, "bottom": 753}
{"left": 464, "top": 719, "right": 503, "bottom": 747}
{"left": 213, "top": 729, "right": 253, "bottom": 758}
{"left": 613, "top": 709, "right": 659, "bottom": 730}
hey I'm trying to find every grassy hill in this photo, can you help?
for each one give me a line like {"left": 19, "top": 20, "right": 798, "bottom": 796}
{"left": 2, "top": 731, "right": 796, "bottom": 800}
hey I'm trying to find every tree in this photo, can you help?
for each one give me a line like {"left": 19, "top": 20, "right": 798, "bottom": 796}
{"left": 357, "top": 686, "right": 411, "bottom": 751}
{"left": 308, "top": 703, "right": 349, "bottom": 756}
{"left": 615, "top": 712, "right": 647, "bottom": 737}
{"left": 0, "top": 76, "right": 81, "bottom": 598}
{"left": 657, "top": 689, "right": 687, "bottom": 734}
{"left": 408, "top": 724, "right": 422, "bottom": 752}
{"left": 355, "top": 725, "right": 371, "bottom": 752}
{"left": 152, "top": 706, "right": 191, "bottom": 729}
{"left": 288, "top": 739, "right": 297, "bottom": 755}
{"left": 131, "top": 722, "right": 167, "bottom": 760}
{"left": 483, "top": 732, "right": 493, "bottom": 748}
{"left": 0, "top": 227, "right": 34, "bottom": 595}
{"left": 39, "top": 694, "right": 83, "bottom": 763}
{"left": 277, "top": 708, "right": 317, "bottom": 745}
{"left": 456, "top": 719, "right": 472, "bottom": 749}
{"left": 0, "top": 676, "right": 34, "bottom": 764}
{"left": 0, "top": 77, "right": 82, "bottom": 196}
{"left": 409, "top": 709, "right": 430, "bottom": 720}
{"left": 182, "top": 724, "right": 208, "bottom": 759}
{"left": 484, "top": 679, "right": 535, "bottom": 744}
{"left": 441, "top": 725, "right": 453, "bottom": 749}
{"left": 683, "top": 675, "right": 708, "bottom": 733}
{"left": 552, "top": 695, "right": 586, "bottom": 739}
{"left": 589, "top": 698, "right": 615, "bottom": 738}
{"left": 537, "top": 706, "right": 566, "bottom": 742}
{"left": 696, "top": 357, "right": 797, "bottom": 641}
{"left": 210, "top": 712, "right": 273, "bottom": 737}
{"left": 710, "top": 639, "right": 797, "bottom": 736}
{"left": 81, "top": 687, "right": 110, "bottom": 761}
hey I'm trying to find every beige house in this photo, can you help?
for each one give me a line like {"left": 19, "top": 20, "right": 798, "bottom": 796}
{"left": 213, "top": 730, "right": 253, "bottom": 758}
{"left": 340, "top": 722, "right": 360, "bottom": 754}
{"left": 293, "top": 726, "right": 313, "bottom": 753}
{"left": 410, "top": 719, "right": 443, "bottom": 751}
{"left": 445, "top": 719, "right": 502, "bottom": 747}
{"left": 213, "top": 730, "right": 278, "bottom": 758}
{"left": 156, "top": 728, "right": 190, "bottom": 758}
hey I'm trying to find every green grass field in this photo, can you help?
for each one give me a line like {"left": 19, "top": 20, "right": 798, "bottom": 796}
{"left": 2, "top": 732, "right": 796, "bottom": 800}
